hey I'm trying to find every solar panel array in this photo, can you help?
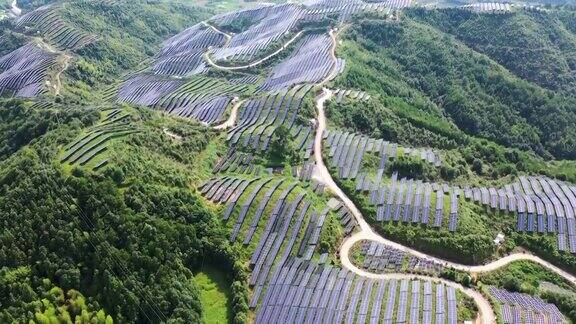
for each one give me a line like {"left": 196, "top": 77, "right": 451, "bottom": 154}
{"left": 358, "top": 240, "right": 448, "bottom": 276}
{"left": 360, "top": 241, "right": 405, "bottom": 273}
{"left": 364, "top": 175, "right": 460, "bottom": 231}
{"left": 210, "top": 3, "right": 304, "bottom": 62}
{"left": 464, "top": 176, "right": 576, "bottom": 253}
{"left": 16, "top": 4, "right": 97, "bottom": 50}
{"left": 60, "top": 108, "right": 137, "bottom": 169}
{"left": 460, "top": 2, "right": 512, "bottom": 12}
{"left": 256, "top": 257, "right": 456, "bottom": 323}
{"left": 226, "top": 85, "right": 314, "bottom": 157}
{"left": 328, "top": 200, "right": 359, "bottom": 236}
{"left": 212, "top": 148, "right": 261, "bottom": 175}
{"left": 323, "top": 129, "right": 441, "bottom": 180}
{"left": 334, "top": 88, "right": 371, "bottom": 103}
{"left": 198, "top": 176, "right": 353, "bottom": 306}
{"left": 302, "top": 0, "right": 407, "bottom": 22}
{"left": 490, "top": 286, "right": 568, "bottom": 324}
{"left": 112, "top": 18, "right": 248, "bottom": 125}
{"left": 0, "top": 43, "right": 59, "bottom": 98}
{"left": 259, "top": 33, "right": 336, "bottom": 91}
{"left": 153, "top": 23, "right": 226, "bottom": 76}
{"left": 116, "top": 75, "right": 248, "bottom": 126}
{"left": 407, "top": 255, "right": 446, "bottom": 276}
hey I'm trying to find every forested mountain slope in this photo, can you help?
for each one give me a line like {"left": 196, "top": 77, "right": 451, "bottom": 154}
{"left": 336, "top": 10, "right": 576, "bottom": 161}
{"left": 0, "top": 1, "right": 250, "bottom": 323}
{"left": 0, "top": 100, "right": 247, "bottom": 323}
{"left": 409, "top": 9, "right": 576, "bottom": 95}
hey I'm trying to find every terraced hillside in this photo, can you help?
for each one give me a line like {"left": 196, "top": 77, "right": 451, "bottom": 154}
{"left": 2, "top": 0, "right": 576, "bottom": 324}
{"left": 0, "top": 42, "right": 60, "bottom": 97}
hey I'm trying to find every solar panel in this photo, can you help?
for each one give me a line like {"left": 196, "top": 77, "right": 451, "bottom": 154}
{"left": 527, "top": 214, "right": 535, "bottom": 232}
{"left": 501, "top": 304, "right": 513, "bottom": 323}
{"left": 412, "top": 184, "right": 422, "bottom": 223}
{"left": 422, "top": 186, "right": 432, "bottom": 224}
{"left": 447, "top": 287, "right": 457, "bottom": 324}
{"left": 436, "top": 284, "right": 445, "bottom": 324}
{"left": 410, "top": 281, "right": 421, "bottom": 324}
{"left": 513, "top": 305, "right": 522, "bottom": 324}
{"left": 397, "top": 280, "right": 409, "bottom": 323}
{"left": 393, "top": 180, "right": 405, "bottom": 222}
{"left": 433, "top": 189, "right": 444, "bottom": 227}
{"left": 344, "top": 277, "right": 364, "bottom": 324}
{"left": 370, "top": 280, "right": 386, "bottom": 324}
{"left": 403, "top": 181, "right": 414, "bottom": 222}
{"left": 558, "top": 234, "right": 567, "bottom": 251}
{"left": 356, "top": 279, "right": 374, "bottom": 324}
{"left": 384, "top": 280, "right": 398, "bottom": 321}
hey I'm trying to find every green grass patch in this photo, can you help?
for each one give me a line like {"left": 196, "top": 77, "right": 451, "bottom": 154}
{"left": 194, "top": 266, "right": 233, "bottom": 324}
{"left": 478, "top": 260, "right": 576, "bottom": 294}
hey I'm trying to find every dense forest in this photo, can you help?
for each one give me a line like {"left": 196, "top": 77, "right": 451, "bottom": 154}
{"left": 336, "top": 9, "right": 576, "bottom": 161}
{"left": 408, "top": 9, "right": 576, "bottom": 95}
{"left": 0, "top": 1, "right": 251, "bottom": 322}
{"left": 0, "top": 99, "right": 249, "bottom": 323}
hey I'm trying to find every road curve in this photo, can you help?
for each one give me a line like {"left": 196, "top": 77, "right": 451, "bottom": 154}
{"left": 204, "top": 31, "right": 304, "bottom": 71}
{"left": 312, "top": 88, "right": 496, "bottom": 323}
{"left": 202, "top": 21, "right": 231, "bottom": 44}
{"left": 342, "top": 226, "right": 576, "bottom": 285}
{"left": 312, "top": 89, "right": 371, "bottom": 232}
{"left": 10, "top": 0, "right": 21, "bottom": 16}
{"left": 340, "top": 235, "right": 496, "bottom": 324}
{"left": 214, "top": 98, "right": 244, "bottom": 130}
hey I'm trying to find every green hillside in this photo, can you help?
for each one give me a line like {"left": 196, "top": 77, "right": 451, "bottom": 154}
{"left": 0, "top": 99, "right": 248, "bottom": 323}
{"left": 409, "top": 9, "right": 576, "bottom": 95}
{"left": 2, "top": 1, "right": 576, "bottom": 323}
{"left": 334, "top": 10, "right": 576, "bottom": 166}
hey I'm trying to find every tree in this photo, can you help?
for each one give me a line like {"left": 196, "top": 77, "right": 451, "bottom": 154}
{"left": 268, "top": 125, "right": 299, "bottom": 165}
{"left": 472, "top": 158, "right": 483, "bottom": 175}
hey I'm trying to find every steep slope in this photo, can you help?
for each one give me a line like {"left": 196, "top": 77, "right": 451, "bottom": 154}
{"left": 409, "top": 8, "right": 576, "bottom": 95}
{"left": 0, "top": 101, "right": 248, "bottom": 323}
{"left": 336, "top": 13, "right": 576, "bottom": 160}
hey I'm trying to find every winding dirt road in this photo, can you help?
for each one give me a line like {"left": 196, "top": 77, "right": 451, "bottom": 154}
{"left": 313, "top": 88, "right": 496, "bottom": 323}
{"left": 206, "top": 24, "right": 576, "bottom": 322}
{"left": 214, "top": 98, "right": 244, "bottom": 130}
{"left": 204, "top": 31, "right": 304, "bottom": 71}
{"left": 312, "top": 87, "right": 576, "bottom": 323}
{"left": 54, "top": 55, "right": 71, "bottom": 96}
{"left": 10, "top": 0, "right": 21, "bottom": 16}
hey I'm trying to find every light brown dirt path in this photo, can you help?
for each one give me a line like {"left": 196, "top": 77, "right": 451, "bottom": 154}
{"left": 340, "top": 236, "right": 496, "bottom": 324}
{"left": 312, "top": 88, "right": 496, "bottom": 323}
{"left": 204, "top": 30, "right": 304, "bottom": 71}
{"left": 53, "top": 54, "right": 71, "bottom": 95}
{"left": 214, "top": 98, "right": 245, "bottom": 130}
{"left": 10, "top": 0, "right": 21, "bottom": 16}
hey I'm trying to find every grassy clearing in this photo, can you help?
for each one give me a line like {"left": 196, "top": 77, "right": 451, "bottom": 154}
{"left": 194, "top": 266, "right": 232, "bottom": 324}
{"left": 478, "top": 260, "right": 576, "bottom": 294}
